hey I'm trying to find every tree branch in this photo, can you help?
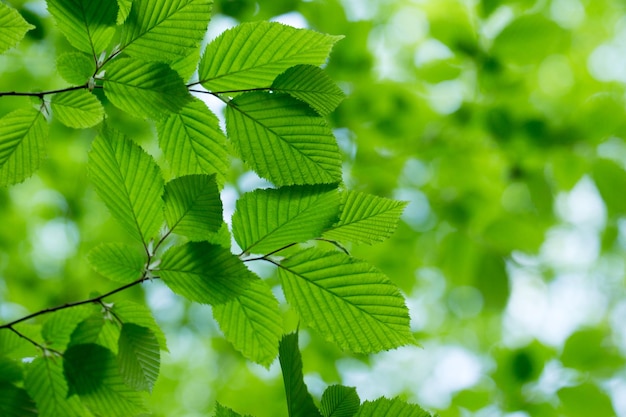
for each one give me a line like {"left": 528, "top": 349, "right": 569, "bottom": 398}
{"left": 0, "top": 84, "right": 89, "bottom": 99}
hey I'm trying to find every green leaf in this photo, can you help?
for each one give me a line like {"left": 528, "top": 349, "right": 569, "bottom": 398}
{"left": 116, "top": 0, "right": 132, "bottom": 24}
{"left": 279, "top": 333, "right": 323, "bottom": 417}
{"left": 0, "top": 3, "right": 34, "bottom": 54}
{"left": 557, "top": 383, "right": 616, "bottom": 417}
{"left": 592, "top": 158, "right": 626, "bottom": 216}
{"left": 119, "top": 0, "right": 212, "bottom": 63}
{"left": 215, "top": 403, "right": 254, "bottom": 417}
{"left": 0, "top": 357, "right": 23, "bottom": 384}
{"left": 0, "top": 329, "right": 30, "bottom": 356}
{"left": 56, "top": 52, "right": 95, "bottom": 85}
{"left": 63, "top": 344, "right": 145, "bottom": 417}
{"left": 213, "top": 279, "right": 282, "bottom": 367}
{"left": 41, "top": 306, "right": 93, "bottom": 350}
{"left": 226, "top": 92, "right": 342, "bottom": 186}
{"left": 279, "top": 249, "right": 413, "bottom": 353}
{"left": 24, "top": 357, "right": 87, "bottom": 417}
{"left": 320, "top": 385, "right": 360, "bottom": 417}
{"left": 354, "top": 398, "right": 434, "bottom": 417}
{"left": 111, "top": 300, "right": 167, "bottom": 351}
{"left": 88, "top": 128, "right": 164, "bottom": 245}
{"left": 322, "top": 192, "right": 407, "bottom": 245}
{"left": 272, "top": 65, "right": 345, "bottom": 116}
{"left": 88, "top": 243, "right": 146, "bottom": 283}
{"left": 68, "top": 313, "right": 104, "bottom": 347}
{"left": 160, "top": 242, "right": 254, "bottom": 305}
{"left": 117, "top": 323, "right": 160, "bottom": 393}
{"left": 0, "top": 382, "right": 37, "bottom": 417}
{"left": 47, "top": 0, "right": 118, "bottom": 56}
{"left": 199, "top": 21, "right": 342, "bottom": 91}
{"left": 163, "top": 174, "right": 223, "bottom": 241}
{"left": 103, "top": 58, "right": 192, "bottom": 120}
{"left": 51, "top": 90, "right": 104, "bottom": 128}
{"left": 232, "top": 184, "right": 340, "bottom": 254}
{"left": 0, "top": 107, "right": 48, "bottom": 187}
{"left": 157, "top": 99, "right": 229, "bottom": 182}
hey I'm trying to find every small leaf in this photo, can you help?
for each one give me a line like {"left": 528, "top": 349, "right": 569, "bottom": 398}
{"left": 232, "top": 184, "right": 340, "bottom": 254}
{"left": 200, "top": 21, "right": 342, "bottom": 91}
{"left": 213, "top": 279, "right": 282, "bottom": 366}
{"left": 354, "top": 397, "right": 434, "bottom": 417}
{"left": 322, "top": 192, "right": 407, "bottom": 245}
{"left": 215, "top": 403, "right": 254, "bottom": 417}
{"left": 0, "top": 108, "right": 48, "bottom": 187}
{"left": 56, "top": 52, "right": 95, "bottom": 85}
{"left": 0, "top": 382, "right": 37, "bottom": 417}
{"left": 279, "top": 333, "right": 323, "bottom": 417}
{"left": 226, "top": 92, "right": 342, "bottom": 186}
{"left": 88, "top": 128, "right": 164, "bottom": 245}
{"left": 320, "top": 385, "right": 360, "bottom": 417}
{"left": 117, "top": 323, "right": 160, "bottom": 392}
{"left": 0, "top": 3, "right": 34, "bottom": 54}
{"left": 163, "top": 174, "right": 223, "bottom": 241}
{"left": 103, "top": 58, "right": 192, "bottom": 120}
{"left": 111, "top": 300, "right": 167, "bottom": 351}
{"left": 272, "top": 65, "right": 345, "bottom": 116}
{"left": 160, "top": 242, "right": 254, "bottom": 305}
{"left": 51, "top": 90, "right": 104, "bottom": 128}
{"left": 41, "top": 306, "right": 92, "bottom": 350}
{"left": 88, "top": 243, "right": 146, "bottom": 283}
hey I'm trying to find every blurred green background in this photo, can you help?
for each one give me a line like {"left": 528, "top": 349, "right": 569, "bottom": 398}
{"left": 1, "top": 0, "right": 626, "bottom": 416}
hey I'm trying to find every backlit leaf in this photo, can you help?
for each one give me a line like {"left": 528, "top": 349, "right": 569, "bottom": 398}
{"left": 111, "top": 301, "right": 167, "bottom": 351}
{"left": 116, "top": 0, "right": 132, "bottom": 24}
{"left": 0, "top": 3, "right": 34, "bottom": 54}
{"left": 320, "top": 385, "right": 360, "bottom": 417}
{"left": 56, "top": 52, "right": 95, "bottom": 85}
{"left": 354, "top": 398, "right": 434, "bottom": 417}
{"left": 117, "top": 323, "right": 160, "bottom": 392}
{"left": 51, "top": 90, "right": 104, "bottom": 128}
{"left": 88, "top": 243, "right": 146, "bottom": 283}
{"left": 215, "top": 403, "right": 254, "bottom": 417}
{"left": 41, "top": 306, "right": 92, "bottom": 351}
{"left": 0, "top": 382, "right": 37, "bottom": 417}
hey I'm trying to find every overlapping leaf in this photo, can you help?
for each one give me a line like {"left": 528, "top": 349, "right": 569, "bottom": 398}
{"left": 157, "top": 100, "right": 229, "bottom": 182}
{"left": 354, "top": 398, "right": 433, "bottom": 417}
{"left": 47, "top": 0, "right": 118, "bottom": 56}
{"left": 213, "top": 279, "right": 282, "bottom": 366}
{"left": 226, "top": 92, "right": 342, "bottom": 186}
{"left": 279, "top": 249, "right": 413, "bottom": 353}
{"left": 87, "top": 243, "right": 146, "bottom": 283}
{"left": 321, "top": 385, "right": 360, "bottom": 417}
{"left": 199, "top": 21, "right": 342, "bottom": 91}
{"left": 51, "top": 90, "right": 104, "bottom": 128}
{"left": 88, "top": 129, "right": 164, "bottom": 245}
{"left": 215, "top": 403, "right": 254, "bottom": 417}
{"left": 111, "top": 301, "right": 167, "bottom": 350}
{"left": 67, "top": 313, "right": 105, "bottom": 347}
{"left": 0, "top": 382, "right": 37, "bottom": 417}
{"left": 56, "top": 52, "right": 95, "bottom": 85}
{"left": 0, "top": 3, "right": 34, "bottom": 54}
{"left": 116, "top": 0, "right": 132, "bottom": 24}
{"left": 0, "top": 358, "right": 22, "bottom": 384}
{"left": 103, "top": 58, "right": 191, "bottom": 120}
{"left": 117, "top": 324, "right": 159, "bottom": 392}
{"left": 322, "top": 192, "right": 407, "bottom": 245}
{"left": 41, "top": 306, "right": 92, "bottom": 351}
{"left": 273, "top": 65, "right": 345, "bottom": 116}
{"left": 232, "top": 184, "right": 340, "bottom": 254}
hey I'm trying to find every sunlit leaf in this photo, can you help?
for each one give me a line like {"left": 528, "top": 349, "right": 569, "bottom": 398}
{"left": 215, "top": 403, "right": 254, "bottom": 417}
{"left": 0, "top": 3, "right": 34, "bottom": 54}
{"left": 354, "top": 397, "right": 433, "bottom": 417}
{"left": 56, "top": 52, "right": 95, "bottom": 85}
{"left": 111, "top": 301, "right": 167, "bottom": 351}
{"left": 116, "top": 0, "right": 132, "bottom": 24}
{"left": 41, "top": 306, "right": 93, "bottom": 351}
{"left": 117, "top": 323, "right": 160, "bottom": 392}
{"left": 51, "top": 90, "right": 104, "bottom": 128}
{"left": 320, "top": 385, "right": 360, "bottom": 417}
{"left": 88, "top": 243, "right": 146, "bottom": 283}
{"left": 0, "top": 382, "right": 37, "bottom": 417}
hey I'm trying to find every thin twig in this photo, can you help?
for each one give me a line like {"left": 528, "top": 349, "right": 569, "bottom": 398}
{"left": 0, "top": 84, "right": 89, "bottom": 98}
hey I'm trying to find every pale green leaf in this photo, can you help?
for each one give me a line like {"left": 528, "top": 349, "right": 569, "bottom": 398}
{"left": 215, "top": 403, "right": 254, "bottom": 417}
{"left": 103, "top": 58, "right": 192, "bottom": 120}
{"left": 0, "top": 382, "right": 37, "bottom": 417}
{"left": 226, "top": 92, "right": 342, "bottom": 186}
{"left": 41, "top": 306, "right": 92, "bottom": 351}
{"left": 279, "top": 333, "right": 323, "bottom": 417}
{"left": 272, "top": 65, "right": 345, "bottom": 116}
{"left": 119, "top": 0, "right": 211, "bottom": 63}
{"left": 0, "top": 3, "right": 34, "bottom": 54}
{"left": 199, "top": 21, "right": 342, "bottom": 91}
{"left": 88, "top": 128, "right": 164, "bottom": 245}
{"left": 51, "top": 89, "right": 104, "bottom": 128}
{"left": 63, "top": 344, "right": 145, "bottom": 417}
{"left": 67, "top": 313, "right": 104, "bottom": 347}
{"left": 97, "top": 319, "right": 121, "bottom": 354}
{"left": 47, "top": 0, "right": 118, "bottom": 56}
{"left": 0, "top": 108, "right": 47, "bottom": 187}
{"left": 170, "top": 45, "right": 201, "bottom": 82}
{"left": 279, "top": 249, "right": 413, "bottom": 353}
{"left": 354, "top": 398, "right": 434, "bottom": 417}
{"left": 87, "top": 243, "right": 146, "bottom": 283}
{"left": 232, "top": 184, "right": 340, "bottom": 254}
{"left": 163, "top": 174, "right": 223, "bottom": 241}
{"left": 117, "top": 323, "right": 160, "bottom": 393}
{"left": 322, "top": 192, "right": 407, "bottom": 245}
{"left": 25, "top": 357, "right": 87, "bottom": 417}
{"left": 56, "top": 52, "right": 95, "bottom": 85}
{"left": 321, "top": 385, "right": 360, "bottom": 417}
{"left": 157, "top": 99, "right": 229, "bottom": 182}
{"left": 116, "top": 0, "right": 132, "bottom": 24}
{"left": 213, "top": 279, "right": 282, "bottom": 367}
{"left": 160, "top": 242, "right": 254, "bottom": 305}
{"left": 111, "top": 300, "right": 167, "bottom": 351}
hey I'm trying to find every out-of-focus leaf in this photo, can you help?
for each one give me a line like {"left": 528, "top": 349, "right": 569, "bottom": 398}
{"left": 0, "top": 382, "right": 37, "bottom": 417}
{"left": 592, "top": 158, "right": 626, "bottom": 216}
{"left": 557, "top": 383, "right": 616, "bottom": 417}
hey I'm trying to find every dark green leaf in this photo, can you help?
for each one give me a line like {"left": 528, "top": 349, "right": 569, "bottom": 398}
{"left": 0, "top": 357, "right": 22, "bottom": 383}
{"left": 111, "top": 300, "right": 167, "bottom": 351}
{"left": 41, "top": 306, "right": 93, "bottom": 351}
{"left": 0, "top": 382, "right": 37, "bottom": 417}
{"left": 320, "top": 385, "right": 360, "bottom": 417}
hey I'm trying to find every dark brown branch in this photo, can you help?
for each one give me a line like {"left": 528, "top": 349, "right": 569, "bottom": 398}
{"left": 0, "top": 84, "right": 89, "bottom": 99}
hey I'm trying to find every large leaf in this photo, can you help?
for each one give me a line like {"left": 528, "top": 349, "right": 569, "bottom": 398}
{"left": 159, "top": 242, "right": 254, "bottom": 305}
{"left": 47, "top": 0, "right": 118, "bottom": 56}
{"left": 88, "top": 243, "right": 146, "bottom": 283}
{"left": 320, "top": 385, "right": 360, "bottom": 417}
{"left": 0, "top": 382, "right": 37, "bottom": 417}
{"left": 24, "top": 357, "right": 87, "bottom": 417}
{"left": 103, "top": 58, "right": 192, "bottom": 120}
{"left": 0, "top": 108, "right": 47, "bottom": 187}
{"left": 157, "top": 100, "right": 229, "bottom": 182}
{"left": 51, "top": 89, "right": 104, "bottom": 128}
{"left": 226, "top": 92, "right": 342, "bottom": 186}
{"left": 322, "top": 192, "right": 407, "bottom": 245}
{"left": 117, "top": 323, "right": 160, "bottom": 393}
{"left": 119, "top": 0, "right": 211, "bottom": 62}
{"left": 278, "top": 249, "right": 413, "bottom": 353}
{"left": 272, "top": 65, "right": 345, "bottom": 116}
{"left": 354, "top": 398, "right": 434, "bottom": 417}
{"left": 63, "top": 344, "right": 145, "bottom": 417}
{"left": 213, "top": 279, "right": 282, "bottom": 366}
{"left": 279, "top": 333, "right": 323, "bottom": 417}
{"left": 163, "top": 174, "right": 223, "bottom": 241}
{"left": 41, "top": 306, "right": 93, "bottom": 351}
{"left": 199, "top": 21, "right": 342, "bottom": 91}
{"left": 88, "top": 129, "right": 164, "bottom": 245}
{"left": 111, "top": 301, "right": 167, "bottom": 350}
{"left": 0, "top": 3, "right": 34, "bottom": 54}
{"left": 232, "top": 184, "right": 340, "bottom": 254}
